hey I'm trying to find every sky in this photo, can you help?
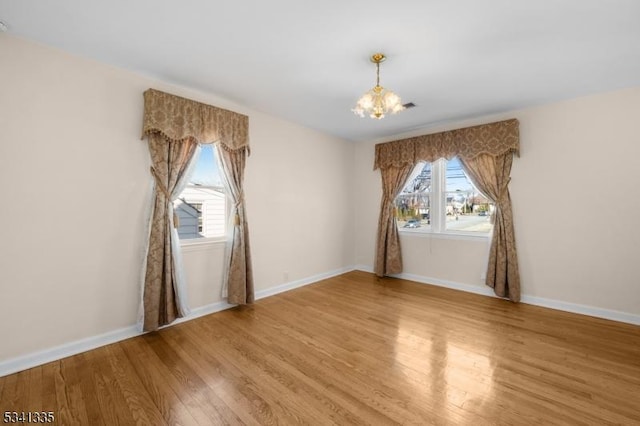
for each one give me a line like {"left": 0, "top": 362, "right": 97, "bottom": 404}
{"left": 446, "top": 157, "right": 474, "bottom": 192}
{"left": 189, "top": 144, "right": 223, "bottom": 187}
{"left": 409, "top": 157, "right": 478, "bottom": 193}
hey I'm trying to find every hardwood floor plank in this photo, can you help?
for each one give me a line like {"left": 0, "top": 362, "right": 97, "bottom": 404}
{"left": 126, "top": 336, "right": 209, "bottom": 425}
{"left": 158, "top": 326, "right": 267, "bottom": 426}
{"left": 0, "top": 370, "right": 19, "bottom": 413}
{"left": 83, "top": 346, "right": 138, "bottom": 425}
{"left": 26, "top": 367, "right": 43, "bottom": 413}
{"left": 120, "top": 337, "right": 199, "bottom": 426}
{"left": 182, "top": 319, "right": 332, "bottom": 425}
{"left": 0, "top": 369, "right": 4, "bottom": 401}
{"left": 40, "top": 362, "right": 58, "bottom": 418}
{"left": 1, "top": 271, "right": 639, "bottom": 425}
{"left": 207, "top": 311, "right": 401, "bottom": 425}
{"left": 247, "top": 298, "right": 475, "bottom": 424}
{"left": 14, "top": 370, "right": 32, "bottom": 413}
{"left": 51, "top": 361, "right": 74, "bottom": 425}
{"left": 104, "top": 344, "right": 168, "bottom": 425}
{"left": 144, "top": 332, "right": 243, "bottom": 425}
{"left": 75, "top": 353, "right": 106, "bottom": 426}
{"left": 54, "top": 357, "right": 91, "bottom": 425}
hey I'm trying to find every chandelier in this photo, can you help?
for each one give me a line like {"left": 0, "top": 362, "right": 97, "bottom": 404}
{"left": 352, "top": 53, "right": 405, "bottom": 120}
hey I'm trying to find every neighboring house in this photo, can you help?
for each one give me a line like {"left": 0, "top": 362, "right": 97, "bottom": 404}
{"left": 174, "top": 200, "right": 200, "bottom": 239}
{"left": 174, "top": 184, "right": 226, "bottom": 239}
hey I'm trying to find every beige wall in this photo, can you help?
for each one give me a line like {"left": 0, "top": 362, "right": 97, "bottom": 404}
{"left": 0, "top": 35, "right": 355, "bottom": 362}
{"left": 2, "top": 33, "right": 639, "bottom": 367}
{"left": 355, "top": 86, "right": 640, "bottom": 316}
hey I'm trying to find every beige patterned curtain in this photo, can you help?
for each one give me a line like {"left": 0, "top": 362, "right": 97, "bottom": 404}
{"left": 459, "top": 153, "right": 520, "bottom": 301}
{"left": 142, "top": 89, "right": 249, "bottom": 150}
{"left": 141, "top": 89, "right": 252, "bottom": 331}
{"left": 373, "top": 119, "right": 521, "bottom": 300}
{"left": 218, "top": 144, "right": 254, "bottom": 304}
{"left": 375, "top": 119, "right": 519, "bottom": 168}
{"left": 375, "top": 164, "right": 415, "bottom": 276}
{"left": 143, "top": 134, "right": 198, "bottom": 331}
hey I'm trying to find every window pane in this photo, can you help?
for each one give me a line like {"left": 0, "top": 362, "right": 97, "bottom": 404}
{"left": 174, "top": 145, "right": 227, "bottom": 240}
{"left": 445, "top": 157, "right": 494, "bottom": 233}
{"left": 396, "top": 162, "right": 432, "bottom": 231}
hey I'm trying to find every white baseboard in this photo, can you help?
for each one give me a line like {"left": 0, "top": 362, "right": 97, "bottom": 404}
{"left": 172, "top": 300, "right": 237, "bottom": 326}
{"left": 520, "top": 294, "right": 640, "bottom": 326}
{"left": 254, "top": 266, "right": 356, "bottom": 300}
{"left": 0, "top": 265, "right": 357, "bottom": 378}
{"left": 0, "top": 325, "right": 140, "bottom": 378}
{"left": 354, "top": 264, "right": 640, "bottom": 326}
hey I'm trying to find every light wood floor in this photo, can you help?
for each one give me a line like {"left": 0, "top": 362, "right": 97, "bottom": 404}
{"left": 1, "top": 271, "right": 639, "bottom": 425}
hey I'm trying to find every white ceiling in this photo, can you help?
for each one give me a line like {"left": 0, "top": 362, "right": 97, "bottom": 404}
{"left": 1, "top": 0, "right": 639, "bottom": 141}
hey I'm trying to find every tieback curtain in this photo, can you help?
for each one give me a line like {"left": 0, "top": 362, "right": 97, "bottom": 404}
{"left": 373, "top": 118, "right": 521, "bottom": 301}
{"left": 141, "top": 89, "right": 253, "bottom": 331}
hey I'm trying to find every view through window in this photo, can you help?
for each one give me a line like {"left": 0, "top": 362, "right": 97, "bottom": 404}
{"left": 396, "top": 157, "right": 494, "bottom": 234}
{"left": 174, "top": 145, "right": 227, "bottom": 240}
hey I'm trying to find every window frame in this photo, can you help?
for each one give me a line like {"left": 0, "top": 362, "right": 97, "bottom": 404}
{"left": 180, "top": 235, "right": 227, "bottom": 249}
{"left": 397, "top": 158, "right": 492, "bottom": 240}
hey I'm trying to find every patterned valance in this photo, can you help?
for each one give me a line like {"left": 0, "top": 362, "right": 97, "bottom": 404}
{"left": 142, "top": 89, "right": 249, "bottom": 151}
{"left": 374, "top": 118, "right": 519, "bottom": 169}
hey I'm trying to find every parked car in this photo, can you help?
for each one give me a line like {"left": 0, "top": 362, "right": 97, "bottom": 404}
{"left": 403, "top": 219, "right": 421, "bottom": 228}
{"left": 478, "top": 211, "right": 487, "bottom": 216}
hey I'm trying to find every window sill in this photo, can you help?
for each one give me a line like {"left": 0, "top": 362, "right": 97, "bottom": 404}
{"left": 398, "top": 229, "right": 490, "bottom": 242}
{"left": 180, "top": 237, "right": 226, "bottom": 252}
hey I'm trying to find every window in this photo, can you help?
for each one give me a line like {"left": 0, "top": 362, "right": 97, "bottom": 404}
{"left": 396, "top": 162, "right": 432, "bottom": 231}
{"left": 396, "top": 157, "right": 494, "bottom": 235}
{"left": 173, "top": 145, "right": 227, "bottom": 241}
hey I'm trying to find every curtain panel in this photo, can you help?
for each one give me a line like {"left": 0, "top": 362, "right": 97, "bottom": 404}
{"left": 141, "top": 89, "right": 253, "bottom": 331}
{"left": 459, "top": 154, "right": 520, "bottom": 301}
{"left": 375, "top": 164, "right": 415, "bottom": 276}
{"left": 143, "top": 135, "right": 198, "bottom": 331}
{"left": 218, "top": 145, "right": 254, "bottom": 304}
{"left": 373, "top": 118, "right": 521, "bottom": 301}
